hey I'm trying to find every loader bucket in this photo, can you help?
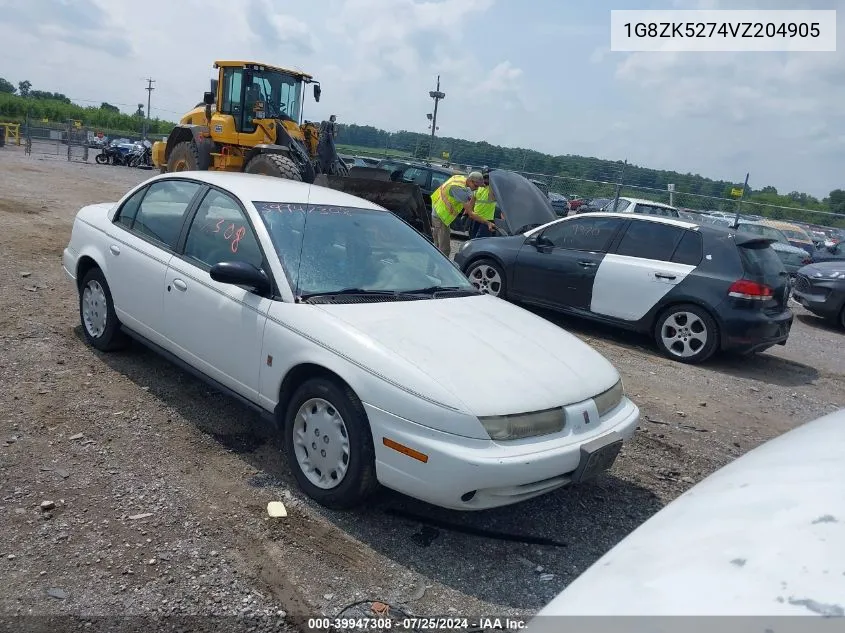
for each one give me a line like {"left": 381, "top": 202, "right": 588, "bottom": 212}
{"left": 314, "top": 174, "right": 432, "bottom": 241}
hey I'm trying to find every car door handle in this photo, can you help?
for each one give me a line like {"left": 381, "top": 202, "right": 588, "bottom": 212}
{"left": 654, "top": 272, "right": 677, "bottom": 280}
{"left": 578, "top": 260, "right": 597, "bottom": 267}
{"left": 172, "top": 279, "right": 188, "bottom": 292}
{"left": 109, "top": 245, "right": 120, "bottom": 256}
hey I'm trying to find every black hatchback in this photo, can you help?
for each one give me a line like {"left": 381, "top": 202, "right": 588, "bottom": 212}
{"left": 453, "top": 213, "right": 794, "bottom": 363}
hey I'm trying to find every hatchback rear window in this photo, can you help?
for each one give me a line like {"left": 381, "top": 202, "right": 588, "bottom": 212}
{"left": 738, "top": 242, "right": 785, "bottom": 278}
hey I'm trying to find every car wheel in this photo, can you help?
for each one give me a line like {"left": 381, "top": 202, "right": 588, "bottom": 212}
{"left": 654, "top": 304, "right": 718, "bottom": 364}
{"left": 839, "top": 305, "right": 845, "bottom": 330}
{"left": 465, "top": 258, "right": 507, "bottom": 298}
{"left": 283, "top": 377, "right": 378, "bottom": 510}
{"left": 78, "top": 268, "right": 127, "bottom": 352}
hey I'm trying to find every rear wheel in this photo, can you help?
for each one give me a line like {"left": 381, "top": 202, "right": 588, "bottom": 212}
{"left": 283, "top": 377, "right": 378, "bottom": 509}
{"left": 95, "top": 153, "right": 108, "bottom": 165}
{"left": 654, "top": 304, "right": 718, "bottom": 364}
{"left": 167, "top": 141, "right": 199, "bottom": 172}
{"left": 244, "top": 153, "right": 303, "bottom": 181}
{"left": 78, "top": 268, "right": 128, "bottom": 352}
{"left": 465, "top": 258, "right": 507, "bottom": 298}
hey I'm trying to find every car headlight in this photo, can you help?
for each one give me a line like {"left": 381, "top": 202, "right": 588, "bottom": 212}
{"left": 478, "top": 407, "right": 565, "bottom": 441}
{"left": 593, "top": 379, "right": 624, "bottom": 417}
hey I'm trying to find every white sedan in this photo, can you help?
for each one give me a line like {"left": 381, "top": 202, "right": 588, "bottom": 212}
{"left": 62, "top": 171, "right": 639, "bottom": 511}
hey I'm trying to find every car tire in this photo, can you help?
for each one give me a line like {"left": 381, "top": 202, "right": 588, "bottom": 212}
{"left": 465, "top": 258, "right": 507, "bottom": 298}
{"left": 839, "top": 305, "right": 845, "bottom": 330}
{"left": 283, "top": 377, "right": 378, "bottom": 510}
{"left": 78, "top": 267, "right": 128, "bottom": 352}
{"left": 654, "top": 303, "right": 719, "bottom": 364}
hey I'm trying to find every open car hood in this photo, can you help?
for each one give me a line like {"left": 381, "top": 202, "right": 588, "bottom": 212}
{"left": 488, "top": 169, "right": 557, "bottom": 235}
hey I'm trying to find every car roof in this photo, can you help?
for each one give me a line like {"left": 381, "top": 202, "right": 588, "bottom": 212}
{"left": 152, "top": 171, "right": 385, "bottom": 211}
{"left": 574, "top": 211, "right": 698, "bottom": 229}
{"left": 617, "top": 197, "right": 679, "bottom": 210}
{"left": 760, "top": 218, "right": 808, "bottom": 232}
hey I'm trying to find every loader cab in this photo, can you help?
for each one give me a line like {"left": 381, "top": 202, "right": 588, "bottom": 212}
{"left": 212, "top": 61, "right": 313, "bottom": 145}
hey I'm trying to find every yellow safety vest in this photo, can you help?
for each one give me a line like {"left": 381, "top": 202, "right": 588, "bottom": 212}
{"left": 431, "top": 175, "right": 468, "bottom": 226}
{"left": 473, "top": 186, "right": 496, "bottom": 221}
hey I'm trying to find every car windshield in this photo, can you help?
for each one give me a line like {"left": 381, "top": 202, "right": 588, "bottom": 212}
{"left": 253, "top": 202, "right": 474, "bottom": 298}
{"left": 247, "top": 69, "right": 302, "bottom": 121}
{"left": 739, "top": 223, "right": 788, "bottom": 243}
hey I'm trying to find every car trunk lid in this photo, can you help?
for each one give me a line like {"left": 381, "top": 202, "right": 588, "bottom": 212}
{"left": 734, "top": 237, "right": 790, "bottom": 311}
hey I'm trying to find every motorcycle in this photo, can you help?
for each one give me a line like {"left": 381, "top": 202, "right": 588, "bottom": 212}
{"left": 95, "top": 140, "right": 134, "bottom": 166}
{"left": 127, "top": 140, "right": 152, "bottom": 169}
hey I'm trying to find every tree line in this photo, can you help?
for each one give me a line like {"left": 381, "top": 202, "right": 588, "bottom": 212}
{"left": 337, "top": 123, "right": 845, "bottom": 225}
{"left": 1, "top": 77, "right": 842, "bottom": 225}
{"left": 0, "top": 78, "right": 173, "bottom": 135}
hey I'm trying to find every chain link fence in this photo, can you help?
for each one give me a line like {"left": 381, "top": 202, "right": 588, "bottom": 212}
{"left": 22, "top": 120, "right": 90, "bottom": 162}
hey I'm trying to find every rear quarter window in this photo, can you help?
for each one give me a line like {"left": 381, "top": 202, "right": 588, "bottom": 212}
{"left": 671, "top": 230, "right": 703, "bottom": 266}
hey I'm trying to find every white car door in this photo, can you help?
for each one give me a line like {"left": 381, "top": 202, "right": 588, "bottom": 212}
{"left": 106, "top": 179, "right": 203, "bottom": 345}
{"left": 591, "top": 219, "right": 700, "bottom": 321}
{"left": 161, "top": 187, "right": 273, "bottom": 403}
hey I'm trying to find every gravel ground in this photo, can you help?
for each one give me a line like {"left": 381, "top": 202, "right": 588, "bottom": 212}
{"left": 1, "top": 147, "right": 843, "bottom": 628}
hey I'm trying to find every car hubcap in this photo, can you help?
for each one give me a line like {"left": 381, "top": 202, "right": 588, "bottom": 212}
{"left": 292, "top": 398, "right": 350, "bottom": 490}
{"left": 661, "top": 311, "right": 707, "bottom": 358}
{"left": 468, "top": 264, "right": 502, "bottom": 296}
{"left": 82, "top": 280, "right": 108, "bottom": 338}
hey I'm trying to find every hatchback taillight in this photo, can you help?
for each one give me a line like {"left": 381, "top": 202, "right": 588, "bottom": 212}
{"left": 728, "top": 280, "right": 773, "bottom": 300}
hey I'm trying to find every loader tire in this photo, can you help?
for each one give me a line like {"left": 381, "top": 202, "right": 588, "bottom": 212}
{"left": 167, "top": 141, "right": 200, "bottom": 172}
{"left": 244, "top": 153, "right": 303, "bottom": 181}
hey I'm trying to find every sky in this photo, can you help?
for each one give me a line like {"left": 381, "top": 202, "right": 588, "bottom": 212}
{"left": 1, "top": 0, "right": 842, "bottom": 198}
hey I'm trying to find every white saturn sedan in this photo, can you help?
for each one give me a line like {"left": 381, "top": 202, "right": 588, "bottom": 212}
{"left": 62, "top": 171, "right": 639, "bottom": 511}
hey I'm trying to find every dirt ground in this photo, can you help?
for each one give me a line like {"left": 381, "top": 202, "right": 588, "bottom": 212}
{"left": 1, "top": 146, "right": 843, "bottom": 628}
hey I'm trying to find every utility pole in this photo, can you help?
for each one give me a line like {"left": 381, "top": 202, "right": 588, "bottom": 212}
{"left": 428, "top": 75, "right": 445, "bottom": 160}
{"left": 611, "top": 159, "right": 628, "bottom": 212}
{"left": 732, "top": 172, "right": 750, "bottom": 228}
{"left": 143, "top": 78, "right": 155, "bottom": 139}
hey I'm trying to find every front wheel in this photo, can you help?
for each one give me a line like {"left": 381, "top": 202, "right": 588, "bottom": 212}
{"left": 465, "top": 258, "right": 507, "bottom": 298}
{"left": 95, "top": 153, "right": 108, "bottom": 165}
{"left": 283, "top": 377, "right": 378, "bottom": 509}
{"left": 654, "top": 304, "right": 718, "bottom": 364}
{"left": 78, "top": 268, "right": 128, "bottom": 352}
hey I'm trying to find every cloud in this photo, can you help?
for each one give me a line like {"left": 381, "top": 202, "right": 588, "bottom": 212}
{"left": 250, "top": 0, "right": 320, "bottom": 56}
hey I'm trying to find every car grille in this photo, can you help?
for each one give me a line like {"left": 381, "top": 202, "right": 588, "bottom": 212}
{"left": 793, "top": 274, "right": 811, "bottom": 293}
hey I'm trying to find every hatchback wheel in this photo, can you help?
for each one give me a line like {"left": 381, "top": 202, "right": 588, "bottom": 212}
{"left": 466, "top": 259, "right": 507, "bottom": 298}
{"left": 79, "top": 268, "right": 127, "bottom": 351}
{"left": 283, "top": 377, "right": 378, "bottom": 509}
{"left": 654, "top": 304, "right": 718, "bottom": 364}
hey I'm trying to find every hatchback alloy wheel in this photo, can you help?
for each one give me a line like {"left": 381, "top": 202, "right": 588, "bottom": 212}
{"left": 467, "top": 261, "right": 505, "bottom": 297}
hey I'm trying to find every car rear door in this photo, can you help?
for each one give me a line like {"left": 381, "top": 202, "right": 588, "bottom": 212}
{"left": 591, "top": 219, "right": 700, "bottom": 321}
{"left": 512, "top": 216, "right": 625, "bottom": 310}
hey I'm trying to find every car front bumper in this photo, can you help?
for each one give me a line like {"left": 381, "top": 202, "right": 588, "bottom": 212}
{"left": 62, "top": 246, "right": 78, "bottom": 283}
{"left": 791, "top": 275, "right": 845, "bottom": 320}
{"left": 366, "top": 396, "right": 640, "bottom": 511}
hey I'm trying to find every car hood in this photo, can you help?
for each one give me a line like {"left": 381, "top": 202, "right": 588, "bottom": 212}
{"left": 799, "top": 261, "right": 845, "bottom": 277}
{"left": 314, "top": 295, "right": 619, "bottom": 417}
{"left": 488, "top": 169, "right": 558, "bottom": 235}
{"left": 527, "top": 408, "right": 845, "bottom": 621}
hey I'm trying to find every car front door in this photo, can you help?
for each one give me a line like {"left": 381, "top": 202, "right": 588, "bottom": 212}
{"left": 512, "top": 216, "right": 625, "bottom": 310}
{"left": 162, "top": 187, "right": 274, "bottom": 402}
{"left": 591, "top": 219, "right": 700, "bottom": 321}
{"left": 107, "top": 179, "right": 203, "bottom": 345}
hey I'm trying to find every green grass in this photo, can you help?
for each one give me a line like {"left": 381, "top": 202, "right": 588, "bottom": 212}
{"left": 336, "top": 144, "right": 412, "bottom": 159}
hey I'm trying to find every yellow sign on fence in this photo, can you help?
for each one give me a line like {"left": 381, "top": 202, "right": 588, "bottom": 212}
{"left": 441, "top": 151, "right": 450, "bottom": 159}
{"left": 730, "top": 187, "right": 744, "bottom": 197}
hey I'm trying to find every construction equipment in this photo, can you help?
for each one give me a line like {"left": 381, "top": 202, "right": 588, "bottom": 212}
{"left": 151, "top": 60, "right": 429, "bottom": 236}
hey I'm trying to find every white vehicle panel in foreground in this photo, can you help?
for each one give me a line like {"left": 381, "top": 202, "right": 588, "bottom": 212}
{"left": 527, "top": 409, "right": 845, "bottom": 627}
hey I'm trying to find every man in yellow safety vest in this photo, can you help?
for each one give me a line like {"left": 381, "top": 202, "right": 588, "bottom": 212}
{"left": 430, "top": 171, "right": 487, "bottom": 257}
{"left": 466, "top": 170, "right": 497, "bottom": 239}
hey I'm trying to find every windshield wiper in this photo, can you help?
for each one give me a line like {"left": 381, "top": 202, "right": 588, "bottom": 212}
{"left": 401, "top": 285, "right": 479, "bottom": 296}
{"left": 298, "top": 288, "right": 402, "bottom": 300}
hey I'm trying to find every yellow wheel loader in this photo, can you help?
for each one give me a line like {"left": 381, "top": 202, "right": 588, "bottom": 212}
{"left": 151, "top": 61, "right": 431, "bottom": 238}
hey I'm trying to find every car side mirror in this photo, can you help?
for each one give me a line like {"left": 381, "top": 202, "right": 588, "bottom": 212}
{"left": 203, "top": 91, "right": 215, "bottom": 106}
{"left": 314, "top": 84, "right": 321, "bottom": 102}
{"left": 525, "top": 235, "right": 539, "bottom": 247}
{"left": 210, "top": 261, "right": 271, "bottom": 294}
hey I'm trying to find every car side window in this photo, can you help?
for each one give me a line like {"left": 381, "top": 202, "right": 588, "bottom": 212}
{"left": 607, "top": 199, "right": 630, "bottom": 212}
{"left": 430, "top": 172, "right": 449, "bottom": 189}
{"left": 132, "top": 180, "right": 201, "bottom": 248}
{"left": 115, "top": 186, "right": 148, "bottom": 229}
{"left": 671, "top": 230, "right": 704, "bottom": 265}
{"left": 541, "top": 217, "right": 624, "bottom": 252}
{"left": 183, "top": 189, "right": 263, "bottom": 270}
{"left": 615, "top": 220, "right": 684, "bottom": 261}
